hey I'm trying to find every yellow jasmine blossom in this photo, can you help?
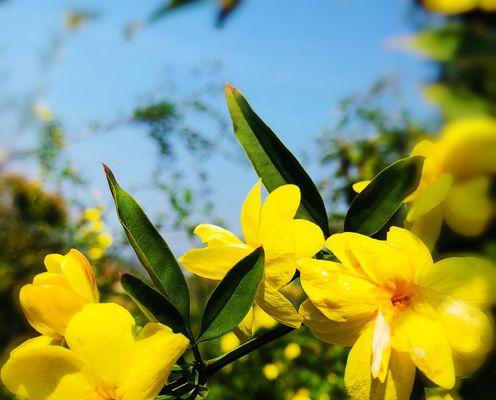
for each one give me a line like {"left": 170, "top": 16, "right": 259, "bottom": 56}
{"left": 299, "top": 227, "right": 495, "bottom": 400}
{"left": 263, "top": 363, "right": 280, "bottom": 380}
{"left": 180, "top": 181, "right": 325, "bottom": 330}
{"left": 355, "top": 118, "right": 496, "bottom": 249}
{"left": 407, "top": 118, "right": 496, "bottom": 248}
{"left": 423, "top": 0, "right": 496, "bottom": 14}
{"left": 284, "top": 343, "right": 301, "bottom": 360}
{"left": 20, "top": 249, "right": 99, "bottom": 339}
{"left": 1, "top": 303, "right": 189, "bottom": 400}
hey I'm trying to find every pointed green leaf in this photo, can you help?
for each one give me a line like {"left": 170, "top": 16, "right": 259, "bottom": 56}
{"left": 104, "top": 164, "right": 190, "bottom": 322}
{"left": 121, "top": 273, "right": 189, "bottom": 337}
{"left": 344, "top": 156, "right": 424, "bottom": 236}
{"left": 197, "top": 248, "right": 264, "bottom": 343}
{"left": 225, "top": 84, "right": 329, "bottom": 236}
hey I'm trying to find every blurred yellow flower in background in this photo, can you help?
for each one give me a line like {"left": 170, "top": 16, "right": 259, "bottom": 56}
{"left": 83, "top": 207, "right": 102, "bottom": 221}
{"left": 180, "top": 181, "right": 325, "bottom": 332}
{"left": 284, "top": 343, "right": 301, "bottom": 360}
{"left": 290, "top": 388, "right": 311, "bottom": 400}
{"left": 1, "top": 303, "right": 189, "bottom": 400}
{"left": 31, "top": 103, "right": 53, "bottom": 123}
{"left": 20, "top": 249, "right": 99, "bottom": 339}
{"left": 423, "top": 0, "right": 496, "bottom": 14}
{"left": 407, "top": 118, "right": 496, "bottom": 249}
{"left": 354, "top": 118, "right": 496, "bottom": 250}
{"left": 299, "top": 227, "right": 496, "bottom": 400}
{"left": 263, "top": 363, "right": 280, "bottom": 380}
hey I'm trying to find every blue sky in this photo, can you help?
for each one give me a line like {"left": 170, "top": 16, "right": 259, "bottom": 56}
{"left": 0, "top": 0, "right": 436, "bottom": 252}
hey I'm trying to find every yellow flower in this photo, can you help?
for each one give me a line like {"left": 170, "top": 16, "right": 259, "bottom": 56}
{"left": 83, "top": 208, "right": 102, "bottom": 222}
{"left": 291, "top": 389, "right": 311, "bottom": 400}
{"left": 284, "top": 343, "right": 301, "bottom": 360}
{"left": 220, "top": 332, "right": 241, "bottom": 353}
{"left": 98, "top": 232, "right": 113, "bottom": 248}
{"left": 20, "top": 249, "right": 99, "bottom": 339}
{"left": 406, "top": 118, "right": 496, "bottom": 249}
{"left": 1, "top": 303, "right": 189, "bottom": 400}
{"left": 88, "top": 247, "right": 105, "bottom": 260}
{"left": 263, "top": 363, "right": 280, "bottom": 380}
{"left": 180, "top": 181, "right": 325, "bottom": 330}
{"left": 423, "top": 0, "right": 496, "bottom": 14}
{"left": 354, "top": 118, "right": 496, "bottom": 249}
{"left": 299, "top": 227, "right": 495, "bottom": 400}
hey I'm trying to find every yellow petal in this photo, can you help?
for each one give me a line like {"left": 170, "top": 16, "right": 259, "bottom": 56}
{"left": 405, "top": 206, "right": 443, "bottom": 252}
{"left": 407, "top": 173, "right": 453, "bottom": 222}
{"left": 255, "top": 279, "right": 302, "bottom": 328}
{"left": 44, "top": 253, "right": 64, "bottom": 273}
{"left": 440, "top": 118, "right": 496, "bottom": 177}
{"left": 1, "top": 345, "right": 95, "bottom": 400}
{"left": 345, "top": 327, "right": 416, "bottom": 400}
{"left": 241, "top": 180, "right": 262, "bottom": 247}
{"left": 442, "top": 176, "right": 493, "bottom": 237}
{"left": 253, "top": 304, "right": 277, "bottom": 333}
{"left": 392, "top": 307, "right": 455, "bottom": 389}
{"left": 60, "top": 249, "right": 99, "bottom": 303}
{"left": 386, "top": 227, "right": 433, "bottom": 283}
{"left": 65, "top": 303, "right": 136, "bottom": 388}
{"left": 20, "top": 283, "right": 88, "bottom": 338}
{"left": 437, "top": 300, "right": 493, "bottom": 376}
{"left": 326, "top": 233, "right": 413, "bottom": 287}
{"left": 419, "top": 257, "right": 496, "bottom": 308}
{"left": 234, "top": 306, "right": 254, "bottom": 341}
{"left": 352, "top": 180, "right": 371, "bottom": 193}
{"left": 264, "top": 219, "right": 324, "bottom": 289}
{"left": 194, "top": 224, "right": 242, "bottom": 247}
{"left": 299, "top": 299, "right": 371, "bottom": 346}
{"left": 371, "top": 310, "right": 392, "bottom": 383}
{"left": 298, "top": 257, "right": 387, "bottom": 322}
{"left": 9, "top": 336, "right": 60, "bottom": 358}
{"left": 119, "top": 323, "right": 189, "bottom": 400}
{"left": 259, "top": 184, "right": 300, "bottom": 240}
{"left": 480, "top": 0, "right": 496, "bottom": 11}
{"left": 179, "top": 244, "right": 254, "bottom": 280}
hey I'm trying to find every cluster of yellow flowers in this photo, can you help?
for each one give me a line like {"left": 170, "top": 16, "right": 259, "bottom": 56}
{"left": 1, "top": 117, "right": 495, "bottom": 400}
{"left": 79, "top": 207, "right": 114, "bottom": 260}
{"left": 180, "top": 118, "right": 496, "bottom": 400}
{"left": 1, "top": 250, "right": 189, "bottom": 399}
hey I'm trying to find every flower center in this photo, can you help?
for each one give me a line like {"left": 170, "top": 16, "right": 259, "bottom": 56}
{"left": 390, "top": 285, "right": 414, "bottom": 308}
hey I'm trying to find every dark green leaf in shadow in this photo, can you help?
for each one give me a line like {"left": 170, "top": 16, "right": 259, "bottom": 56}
{"left": 198, "top": 248, "right": 264, "bottom": 343}
{"left": 121, "top": 273, "right": 189, "bottom": 337}
{"left": 225, "top": 84, "right": 329, "bottom": 237}
{"left": 344, "top": 156, "right": 424, "bottom": 236}
{"left": 104, "top": 164, "right": 190, "bottom": 323}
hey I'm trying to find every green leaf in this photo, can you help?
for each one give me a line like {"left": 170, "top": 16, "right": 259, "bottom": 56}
{"left": 197, "top": 248, "right": 265, "bottom": 343}
{"left": 344, "top": 156, "right": 424, "bottom": 236}
{"left": 104, "top": 164, "right": 190, "bottom": 323}
{"left": 121, "top": 273, "right": 189, "bottom": 337}
{"left": 225, "top": 84, "right": 330, "bottom": 237}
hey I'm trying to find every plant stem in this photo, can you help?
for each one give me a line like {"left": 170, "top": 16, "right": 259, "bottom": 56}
{"left": 191, "top": 344, "right": 203, "bottom": 366}
{"left": 200, "top": 324, "right": 294, "bottom": 382}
